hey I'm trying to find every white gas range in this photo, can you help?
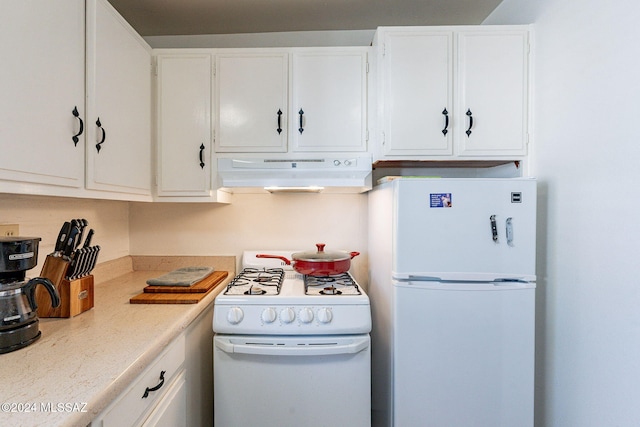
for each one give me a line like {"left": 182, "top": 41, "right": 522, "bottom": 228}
{"left": 213, "top": 251, "right": 371, "bottom": 427}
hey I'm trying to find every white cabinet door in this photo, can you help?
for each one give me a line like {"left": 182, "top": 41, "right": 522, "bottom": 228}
{"left": 215, "top": 52, "right": 288, "bottom": 153}
{"left": 291, "top": 49, "right": 368, "bottom": 152}
{"left": 381, "top": 31, "right": 453, "bottom": 156}
{"left": 141, "top": 371, "right": 187, "bottom": 427}
{"left": 86, "top": 0, "right": 151, "bottom": 195}
{"left": 456, "top": 31, "right": 529, "bottom": 156}
{"left": 0, "top": 0, "right": 85, "bottom": 188}
{"left": 156, "top": 54, "right": 212, "bottom": 197}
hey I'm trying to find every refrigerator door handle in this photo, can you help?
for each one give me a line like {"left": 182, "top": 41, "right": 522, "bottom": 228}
{"left": 490, "top": 215, "right": 499, "bottom": 242}
{"left": 506, "top": 217, "right": 514, "bottom": 246}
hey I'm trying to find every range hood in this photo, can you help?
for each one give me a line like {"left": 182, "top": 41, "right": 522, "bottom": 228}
{"left": 217, "top": 157, "right": 373, "bottom": 193}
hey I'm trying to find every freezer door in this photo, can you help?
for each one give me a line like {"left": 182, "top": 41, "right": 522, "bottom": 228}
{"left": 392, "top": 178, "right": 536, "bottom": 280}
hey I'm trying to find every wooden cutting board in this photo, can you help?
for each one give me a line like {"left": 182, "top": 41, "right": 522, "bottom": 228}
{"left": 143, "top": 270, "right": 228, "bottom": 293}
{"left": 129, "top": 271, "right": 229, "bottom": 304}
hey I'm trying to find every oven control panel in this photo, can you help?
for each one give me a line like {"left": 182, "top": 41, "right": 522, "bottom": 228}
{"left": 213, "top": 304, "right": 371, "bottom": 335}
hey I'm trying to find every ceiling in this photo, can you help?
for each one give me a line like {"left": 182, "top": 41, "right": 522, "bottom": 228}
{"left": 107, "top": 0, "right": 504, "bottom": 37}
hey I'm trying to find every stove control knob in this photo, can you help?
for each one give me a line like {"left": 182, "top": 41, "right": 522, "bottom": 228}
{"left": 227, "top": 307, "right": 244, "bottom": 325}
{"left": 317, "top": 307, "right": 333, "bottom": 324}
{"left": 280, "top": 307, "right": 296, "bottom": 324}
{"left": 261, "top": 307, "right": 277, "bottom": 324}
{"left": 299, "top": 307, "right": 314, "bottom": 323}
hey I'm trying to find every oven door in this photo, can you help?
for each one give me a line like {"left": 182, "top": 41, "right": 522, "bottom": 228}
{"left": 214, "top": 334, "right": 371, "bottom": 427}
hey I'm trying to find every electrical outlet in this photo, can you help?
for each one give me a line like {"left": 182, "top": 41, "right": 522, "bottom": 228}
{"left": 0, "top": 224, "right": 20, "bottom": 237}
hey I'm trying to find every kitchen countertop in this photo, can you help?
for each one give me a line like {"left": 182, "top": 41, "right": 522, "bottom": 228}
{"left": 0, "top": 255, "right": 234, "bottom": 427}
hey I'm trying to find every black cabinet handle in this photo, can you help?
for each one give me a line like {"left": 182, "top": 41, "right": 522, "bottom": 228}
{"left": 199, "top": 143, "right": 205, "bottom": 169}
{"left": 465, "top": 109, "right": 473, "bottom": 137}
{"left": 277, "top": 109, "right": 283, "bottom": 134}
{"left": 95, "top": 118, "right": 106, "bottom": 152}
{"left": 442, "top": 108, "right": 449, "bottom": 136}
{"left": 72, "top": 106, "right": 84, "bottom": 146}
{"left": 298, "top": 109, "right": 304, "bottom": 134}
{"left": 142, "top": 370, "right": 166, "bottom": 399}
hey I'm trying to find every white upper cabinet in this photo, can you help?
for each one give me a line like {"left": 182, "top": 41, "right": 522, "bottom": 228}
{"left": 214, "top": 51, "right": 289, "bottom": 153}
{"left": 456, "top": 30, "right": 529, "bottom": 156}
{"left": 376, "top": 26, "right": 530, "bottom": 161}
{"left": 0, "top": 0, "right": 85, "bottom": 189}
{"left": 85, "top": 0, "right": 151, "bottom": 195}
{"left": 381, "top": 30, "right": 453, "bottom": 156}
{"left": 290, "top": 49, "right": 368, "bottom": 152}
{"left": 214, "top": 47, "right": 369, "bottom": 155}
{"left": 156, "top": 54, "right": 213, "bottom": 197}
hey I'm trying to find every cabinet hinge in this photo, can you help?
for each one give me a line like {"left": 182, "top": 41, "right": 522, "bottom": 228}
{"left": 366, "top": 129, "right": 369, "bottom": 142}
{"left": 382, "top": 131, "right": 386, "bottom": 145}
{"left": 366, "top": 62, "right": 370, "bottom": 74}
{"left": 152, "top": 61, "right": 158, "bottom": 77}
{"left": 382, "top": 43, "right": 386, "bottom": 56}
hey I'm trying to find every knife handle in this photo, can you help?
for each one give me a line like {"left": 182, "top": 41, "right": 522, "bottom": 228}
{"left": 83, "top": 229, "right": 94, "bottom": 248}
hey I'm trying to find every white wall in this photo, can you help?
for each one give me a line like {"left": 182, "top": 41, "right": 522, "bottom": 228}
{"left": 128, "top": 193, "right": 369, "bottom": 284}
{"left": 0, "top": 194, "right": 130, "bottom": 267}
{"left": 485, "top": 1, "right": 640, "bottom": 426}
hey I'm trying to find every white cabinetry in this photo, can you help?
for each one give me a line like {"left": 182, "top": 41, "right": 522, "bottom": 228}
{"left": 456, "top": 30, "right": 529, "bottom": 156}
{"left": 156, "top": 54, "right": 213, "bottom": 197}
{"left": 154, "top": 52, "right": 230, "bottom": 202}
{"left": 215, "top": 51, "right": 288, "bottom": 153}
{"left": 93, "top": 303, "right": 215, "bottom": 427}
{"left": 376, "top": 26, "right": 529, "bottom": 162}
{"left": 0, "top": 0, "right": 152, "bottom": 200}
{"left": 95, "top": 335, "right": 186, "bottom": 427}
{"left": 214, "top": 48, "right": 369, "bottom": 155}
{"left": 85, "top": 0, "right": 151, "bottom": 195}
{"left": 291, "top": 50, "right": 368, "bottom": 152}
{"left": 0, "top": 0, "right": 85, "bottom": 188}
{"left": 380, "top": 30, "right": 453, "bottom": 157}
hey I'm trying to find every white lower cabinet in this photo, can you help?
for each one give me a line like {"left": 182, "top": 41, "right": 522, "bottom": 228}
{"left": 92, "top": 303, "right": 215, "bottom": 427}
{"left": 141, "top": 371, "right": 187, "bottom": 427}
{"left": 94, "top": 335, "right": 186, "bottom": 427}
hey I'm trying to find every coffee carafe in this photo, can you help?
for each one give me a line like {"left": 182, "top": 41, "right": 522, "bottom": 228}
{"left": 1, "top": 237, "right": 60, "bottom": 354}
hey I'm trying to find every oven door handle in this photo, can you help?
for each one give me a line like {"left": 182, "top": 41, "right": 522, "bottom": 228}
{"left": 215, "top": 337, "right": 369, "bottom": 357}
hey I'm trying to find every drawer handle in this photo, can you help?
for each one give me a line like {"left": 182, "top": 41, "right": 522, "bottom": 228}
{"left": 142, "top": 370, "right": 166, "bottom": 399}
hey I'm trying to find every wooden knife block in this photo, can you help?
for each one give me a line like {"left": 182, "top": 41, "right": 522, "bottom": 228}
{"left": 36, "top": 255, "right": 94, "bottom": 318}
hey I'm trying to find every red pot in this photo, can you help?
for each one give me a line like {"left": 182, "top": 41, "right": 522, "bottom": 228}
{"left": 257, "top": 244, "right": 360, "bottom": 276}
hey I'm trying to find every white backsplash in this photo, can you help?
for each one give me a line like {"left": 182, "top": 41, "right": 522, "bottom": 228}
{"left": 0, "top": 194, "right": 130, "bottom": 268}
{"left": 129, "top": 193, "right": 369, "bottom": 285}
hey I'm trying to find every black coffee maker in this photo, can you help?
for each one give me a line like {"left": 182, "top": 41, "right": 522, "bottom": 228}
{"left": 0, "top": 237, "right": 60, "bottom": 354}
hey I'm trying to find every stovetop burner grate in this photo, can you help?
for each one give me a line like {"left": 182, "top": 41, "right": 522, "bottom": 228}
{"left": 304, "top": 272, "right": 361, "bottom": 296}
{"left": 224, "top": 268, "right": 284, "bottom": 295}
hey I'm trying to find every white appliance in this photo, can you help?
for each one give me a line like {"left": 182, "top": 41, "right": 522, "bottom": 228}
{"left": 213, "top": 251, "right": 372, "bottom": 426}
{"left": 217, "top": 156, "right": 372, "bottom": 193}
{"left": 368, "top": 177, "right": 536, "bottom": 427}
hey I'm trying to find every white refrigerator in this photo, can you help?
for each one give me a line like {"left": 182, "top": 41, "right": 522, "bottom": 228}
{"left": 368, "top": 178, "right": 536, "bottom": 427}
